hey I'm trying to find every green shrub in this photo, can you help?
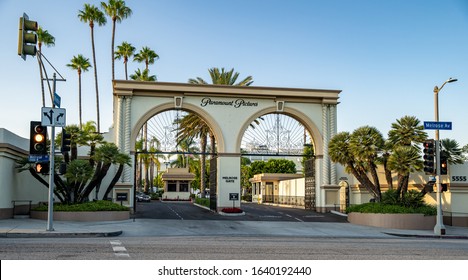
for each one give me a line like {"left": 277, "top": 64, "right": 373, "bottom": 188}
{"left": 346, "top": 202, "right": 436, "bottom": 216}
{"left": 33, "top": 200, "right": 129, "bottom": 212}
{"left": 401, "top": 190, "right": 425, "bottom": 208}
{"left": 194, "top": 197, "right": 210, "bottom": 208}
{"left": 381, "top": 189, "right": 400, "bottom": 205}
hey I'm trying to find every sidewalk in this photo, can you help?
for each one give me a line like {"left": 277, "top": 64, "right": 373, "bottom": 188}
{"left": 1, "top": 217, "right": 468, "bottom": 239}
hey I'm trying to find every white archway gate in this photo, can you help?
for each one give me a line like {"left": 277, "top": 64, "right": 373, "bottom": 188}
{"left": 112, "top": 80, "right": 341, "bottom": 212}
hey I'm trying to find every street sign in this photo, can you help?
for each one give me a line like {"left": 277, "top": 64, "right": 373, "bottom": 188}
{"left": 53, "top": 92, "right": 61, "bottom": 108}
{"left": 41, "top": 107, "right": 66, "bottom": 127}
{"left": 28, "top": 154, "right": 50, "bottom": 162}
{"left": 229, "top": 193, "right": 239, "bottom": 201}
{"left": 424, "top": 121, "right": 452, "bottom": 130}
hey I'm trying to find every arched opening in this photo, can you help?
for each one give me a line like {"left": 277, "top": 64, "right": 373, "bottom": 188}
{"left": 134, "top": 109, "right": 218, "bottom": 203}
{"left": 239, "top": 112, "right": 316, "bottom": 209}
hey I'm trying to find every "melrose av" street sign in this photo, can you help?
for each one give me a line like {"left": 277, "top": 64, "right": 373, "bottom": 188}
{"left": 424, "top": 121, "right": 452, "bottom": 130}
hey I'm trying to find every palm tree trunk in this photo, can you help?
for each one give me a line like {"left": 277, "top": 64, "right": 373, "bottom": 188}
{"left": 111, "top": 19, "right": 116, "bottom": 81}
{"left": 37, "top": 49, "right": 46, "bottom": 107}
{"left": 200, "top": 133, "right": 207, "bottom": 198}
{"left": 103, "top": 164, "right": 125, "bottom": 199}
{"left": 369, "top": 162, "right": 382, "bottom": 200}
{"left": 124, "top": 59, "right": 128, "bottom": 80}
{"left": 90, "top": 23, "right": 101, "bottom": 133}
{"left": 78, "top": 71, "right": 83, "bottom": 129}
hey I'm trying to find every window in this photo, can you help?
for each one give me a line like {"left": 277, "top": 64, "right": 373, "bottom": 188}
{"left": 168, "top": 181, "right": 177, "bottom": 192}
{"left": 179, "top": 181, "right": 189, "bottom": 192}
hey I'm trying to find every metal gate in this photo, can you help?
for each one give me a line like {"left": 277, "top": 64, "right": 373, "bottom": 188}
{"left": 209, "top": 157, "right": 217, "bottom": 211}
{"left": 304, "top": 158, "right": 316, "bottom": 210}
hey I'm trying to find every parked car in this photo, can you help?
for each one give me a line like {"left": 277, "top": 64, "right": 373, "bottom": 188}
{"left": 136, "top": 192, "right": 151, "bottom": 202}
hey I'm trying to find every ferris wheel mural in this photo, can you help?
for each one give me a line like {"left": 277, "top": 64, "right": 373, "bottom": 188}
{"left": 241, "top": 113, "right": 312, "bottom": 155}
{"left": 137, "top": 110, "right": 191, "bottom": 152}
{"left": 137, "top": 111, "right": 312, "bottom": 156}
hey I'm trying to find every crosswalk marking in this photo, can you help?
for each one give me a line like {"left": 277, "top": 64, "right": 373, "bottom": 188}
{"left": 110, "top": 240, "right": 130, "bottom": 258}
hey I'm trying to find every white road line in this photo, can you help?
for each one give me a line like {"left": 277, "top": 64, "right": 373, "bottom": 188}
{"left": 285, "top": 213, "right": 304, "bottom": 222}
{"left": 167, "top": 205, "right": 184, "bottom": 220}
{"left": 110, "top": 240, "right": 130, "bottom": 258}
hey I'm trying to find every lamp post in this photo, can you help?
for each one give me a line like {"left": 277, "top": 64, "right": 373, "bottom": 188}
{"left": 433, "top": 77, "right": 457, "bottom": 236}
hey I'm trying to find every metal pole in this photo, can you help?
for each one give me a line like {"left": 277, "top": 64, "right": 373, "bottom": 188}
{"left": 46, "top": 73, "right": 57, "bottom": 231}
{"left": 433, "top": 86, "right": 446, "bottom": 236}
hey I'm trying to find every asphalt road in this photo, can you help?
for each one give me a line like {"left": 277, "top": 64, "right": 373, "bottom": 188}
{"left": 2, "top": 236, "right": 468, "bottom": 260}
{"left": 134, "top": 200, "right": 348, "bottom": 223}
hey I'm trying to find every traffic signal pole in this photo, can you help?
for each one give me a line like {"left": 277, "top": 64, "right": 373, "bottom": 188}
{"left": 433, "top": 85, "right": 446, "bottom": 236}
{"left": 46, "top": 73, "right": 57, "bottom": 231}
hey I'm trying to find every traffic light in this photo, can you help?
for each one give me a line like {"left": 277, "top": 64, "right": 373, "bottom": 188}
{"left": 34, "top": 162, "right": 49, "bottom": 174}
{"left": 61, "top": 129, "right": 71, "bottom": 153}
{"left": 30, "top": 121, "right": 47, "bottom": 155}
{"left": 18, "top": 13, "right": 38, "bottom": 60}
{"left": 423, "top": 139, "right": 435, "bottom": 175}
{"left": 440, "top": 155, "right": 448, "bottom": 175}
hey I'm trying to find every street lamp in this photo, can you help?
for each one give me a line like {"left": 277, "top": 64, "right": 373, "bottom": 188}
{"left": 433, "top": 77, "right": 457, "bottom": 236}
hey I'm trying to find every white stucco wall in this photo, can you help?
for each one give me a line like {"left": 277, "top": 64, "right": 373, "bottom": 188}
{"left": 0, "top": 128, "right": 49, "bottom": 217}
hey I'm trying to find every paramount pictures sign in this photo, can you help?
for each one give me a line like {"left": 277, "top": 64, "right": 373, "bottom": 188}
{"left": 200, "top": 97, "right": 258, "bottom": 108}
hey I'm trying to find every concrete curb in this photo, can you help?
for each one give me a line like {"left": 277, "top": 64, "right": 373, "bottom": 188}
{"left": 0, "top": 230, "right": 123, "bottom": 238}
{"left": 383, "top": 232, "right": 468, "bottom": 239}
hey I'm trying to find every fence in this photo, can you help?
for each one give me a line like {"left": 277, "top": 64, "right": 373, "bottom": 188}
{"left": 262, "top": 195, "right": 305, "bottom": 207}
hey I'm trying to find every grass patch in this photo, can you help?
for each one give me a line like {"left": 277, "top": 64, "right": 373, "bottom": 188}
{"left": 346, "top": 203, "right": 436, "bottom": 216}
{"left": 33, "top": 200, "right": 129, "bottom": 212}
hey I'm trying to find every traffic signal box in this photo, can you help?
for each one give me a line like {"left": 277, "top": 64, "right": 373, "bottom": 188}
{"left": 61, "top": 129, "right": 71, "bottom": 153}
{"left": 30, "top": 121, "right": 47, "bottom": 155}
{"left": 423, "top": 139, "right": 435, "bottom": 175}
{"left": 18, "top": 14, "right": 38, "bottom": 60}
{"left": 440, "top": 155, "right": 448, "bottom": 175}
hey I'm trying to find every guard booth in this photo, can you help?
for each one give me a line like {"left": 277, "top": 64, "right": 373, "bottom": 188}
{"left": 161, "top": 168, "right": 195, "bottom": 201}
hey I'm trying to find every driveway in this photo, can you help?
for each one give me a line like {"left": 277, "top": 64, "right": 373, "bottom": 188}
{"left": 134, "top": 200, "right": 348, "bottom": 223}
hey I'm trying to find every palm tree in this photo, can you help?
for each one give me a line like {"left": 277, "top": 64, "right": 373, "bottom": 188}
{"left": 78, "top": 4, "right": 107, "bottom": 133}
{"left": 134, "top": 46, "right": 159, "bottom": 71}
{"left": 148, "top": 137, "right": 163, "bottom": 192}
{"left": 388, "top": 145, "right": 423, "bottom": 197}
{"left": 36, "top": 27, "right": 55, "bottom": 107}
{"left": 115, "top": 41, "right": 136, "bottom": 80}
{"left": 66, "top": 54, "right": 91, "bottom": 129}
{"left": 329, "top": 130, "right": 382, "bottom": 201}
{"left": 189, "top": 67, "right": 253, "bottom": 86}
{"left": 130, "top": 68, "right": 156, "bottom": 81}
{"left": 79, "top": 121, "right": 104, "bottom": 167}
{"left": 101, "top": 0, "right": 132, "bottom": 81}
{"left": 387, "top": 116, "right": 427, "bottom": 199}
{"left": 182, "top": 67, "right": 253, "bottom": 197}
{"left": 388, "top": 115, "right": 427, "bottom": 148}
{"left": 440, "top": 138, "right": 465, "bottom": 165}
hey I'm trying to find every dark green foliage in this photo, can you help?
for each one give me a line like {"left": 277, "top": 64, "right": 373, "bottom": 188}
{"left": 348, "top": 189, "right": 436, "bottom": 215}
{"left": 195, "top": 197, "right": 210, "bottom": 208}
{"left": 381, "top": 189, "right": 425, "bottom": 208}
{"left": 264, "top": 158, "right": 297, "bottom": 173}
{"left": 33, "top": 200, "right": 129, "bottom": 212}
{"left": 249, "top": 161, "right": 266, "bottom": 176}
{"left": 346, "top": 203, "right": 436, "bottom": 216}
{"left": 249, "top": 159, "right": 296, "bottom": 176}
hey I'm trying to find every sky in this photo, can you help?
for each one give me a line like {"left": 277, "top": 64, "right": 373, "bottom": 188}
{"left": 1, "top": 0, "right": 468, "bottom": 146}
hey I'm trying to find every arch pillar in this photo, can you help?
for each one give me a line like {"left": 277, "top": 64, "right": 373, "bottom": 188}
{"left": 317, "top": 103, "right": 340, "bottom": 212}
{"left": 123, "top": 96, "right": 132, "bottom": 183}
